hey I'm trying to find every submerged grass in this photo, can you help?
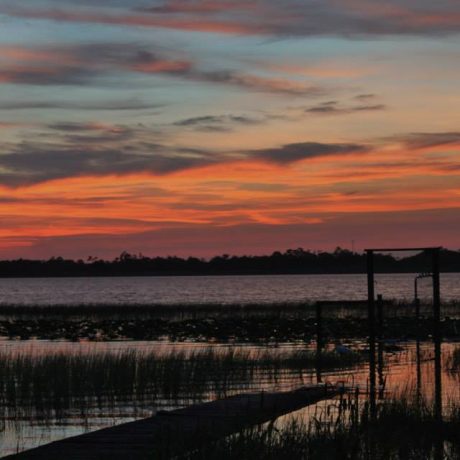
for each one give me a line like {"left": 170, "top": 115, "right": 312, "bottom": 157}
{"left": 2, "top": 299, "right": 459, "bottom": 320}
{"left": 0, "top": 347, "right": 363, "bottom": 422}
{"left": 0, "top": 302, "right": 313, "bottom": 320}
{"left": 1, "top": 300, "right": 460, "bottom": 342}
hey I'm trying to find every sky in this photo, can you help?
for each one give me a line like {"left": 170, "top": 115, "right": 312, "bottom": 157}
{"left": 0, "top": 0, "right": 459, "bottom": 259}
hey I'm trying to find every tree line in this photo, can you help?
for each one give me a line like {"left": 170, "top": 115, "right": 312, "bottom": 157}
{"left": 0, "top": 247, "right": 459, "bottom": 277}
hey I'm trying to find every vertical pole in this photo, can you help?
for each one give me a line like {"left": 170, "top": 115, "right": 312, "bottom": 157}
{"left": 366, "top": 250, "right": 376, "bottom": 419}
{"left": 414, "top": 277, "right": 422, "bottom": 402}
{"left": 316, "top": 302, "right": 323, "bottom": 383}
{"left": 432, "top": 249, "right": 442, "bottom": 422}
{"left": 377, "top": 294, "right": 384, "bottom": 398}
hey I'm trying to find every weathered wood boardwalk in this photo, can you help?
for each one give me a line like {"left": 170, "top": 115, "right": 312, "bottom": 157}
{"left": 6, "top": 385, "right": 338, "bottom": 460}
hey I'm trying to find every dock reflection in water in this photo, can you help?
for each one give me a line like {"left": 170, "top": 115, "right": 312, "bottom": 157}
{"left": 1, "top": 339, "right": 459, "bottom": 458}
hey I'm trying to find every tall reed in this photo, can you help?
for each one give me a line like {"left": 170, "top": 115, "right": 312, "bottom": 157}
{"left": 0, "top": 347, "right": 362, "bottom": 423}
{"left": 181, "top": 395, "right": 460, "bottom": 460}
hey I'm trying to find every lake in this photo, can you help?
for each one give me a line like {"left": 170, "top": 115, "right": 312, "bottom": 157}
{"left": 0, "top": 273, "right": 459, "bottom": 305}
{"left": 1, "top": 339, "right": 459, "bottom": 457}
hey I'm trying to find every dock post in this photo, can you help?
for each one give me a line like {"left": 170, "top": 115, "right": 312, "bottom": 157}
{"left": 432, "top": 248, "right": 442, "bottom": 423}
{"left": 414, "top": 291, "right": 422, "bottom": 402}
{"left": 315, "top": 302, "right": 323, "bottom": 383}
{"left": 366, "top": 250, "right": 376, "bottom": 419}
{"left": 376, "top": 294, "right": 384, "bottom": 398}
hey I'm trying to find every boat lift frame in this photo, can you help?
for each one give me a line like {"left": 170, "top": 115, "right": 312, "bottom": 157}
{"left": 365, "top": 247, "right": 442, "bottom": 421}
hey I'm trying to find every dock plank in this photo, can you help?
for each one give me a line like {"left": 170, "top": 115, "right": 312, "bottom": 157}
{"left": 6, "top": 386, "right": 337, "bottom": 460}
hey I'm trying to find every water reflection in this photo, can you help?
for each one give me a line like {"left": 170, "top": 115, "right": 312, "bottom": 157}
{"left": 1, "top": 273, "right": 460, "bottom": 305}
{"left": 0, "top": 339, "right": 459, "bottom": 458}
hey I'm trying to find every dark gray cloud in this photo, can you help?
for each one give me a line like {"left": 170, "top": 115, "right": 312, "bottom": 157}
{"left": 352, "top": 105, "right": 385, "bottom": 112}
{"left": 191, "top": 70, "right": 324, "bottom": 95}
{"left": 306, "top": 102, "right": 385, "bottom": 115}
{"left": 0, "top": 99, "right": 162, "bottom": 111}
{"left": 47, "top": 122, "right": 111, "bottom": 132}
{"left": 1, "top": 67, "right": 94, "bottom": 86}
{"left": 40, "top": 122, "right": 139, "bottom": 145}
{"left": 0, "top": 143, "right": 215, "bottom": 186}
{"left": 173, "top": 114, "right": 262, "bottom": 130}
{"left": 0, "top": 133, "right": 370, "bottom": 186}
{"left": 249, "top": 142, "right": 369, "bottom": 164}
{"left": 174, "top": 115, "right": 231, "bottom": 126}
{"left": 354, "top": 94, "right": 376, "bottom": 101}
{"left": 391, "top": 132, "right": 460, "bottom": 149}
{"left": 138, "top": 2, "right": 245, "bottom": 14}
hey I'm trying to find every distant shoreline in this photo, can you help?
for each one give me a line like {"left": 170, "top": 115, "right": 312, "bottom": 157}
{"left": 1, "top": 270, "right": 460, "bottom": 278}
{"left": 1, "top": 247, "right": 459, "bottom": 277}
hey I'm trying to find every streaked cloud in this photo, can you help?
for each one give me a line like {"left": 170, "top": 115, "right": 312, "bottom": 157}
{"left": 0, "top": 43, "right": 192, "bottom": 86}
{"left": 306, "top": 101, "right": 386, "bottom": 115}
{"left": 0, "top": 145, "right": 214, "bottom": 186}
{"left": 173, "top": 114, "right": 263, "bottom": 131}
{"left": 391, "top": 132, "right": 460, "bottom": 149}
{"left": 3, "top": 1, "right": 460, "bottom": 37}
{"left": 0, "top": 43, "right": 326, "bottom": 95}
{"left": 249, "top": 142, "right": 369, "bottom": 164}
{"left": 0, "top": 135, "right": 371, "bottom": 185}
{"left": 0, "top": 99, "right": 163, "bottom": 111}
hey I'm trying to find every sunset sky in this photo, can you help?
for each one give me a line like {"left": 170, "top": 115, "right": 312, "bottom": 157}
{"left": 0, "top": 0, "right": 459, "bottom": 259}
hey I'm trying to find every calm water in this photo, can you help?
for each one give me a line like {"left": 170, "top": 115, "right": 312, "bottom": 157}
{"left": 0, "top": 273, "right": 459, "bottom": 305}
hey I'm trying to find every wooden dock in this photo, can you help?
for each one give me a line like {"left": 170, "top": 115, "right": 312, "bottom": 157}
{"left": 6, "top": 385, "right": 338, "bottom": 460}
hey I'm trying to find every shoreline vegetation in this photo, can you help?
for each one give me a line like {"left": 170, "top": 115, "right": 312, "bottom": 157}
{"left": 1, "top": 247, "right": 460, "bottom": 277}
{"left": 1, "top": 300, "right": 459, "bottom": 341}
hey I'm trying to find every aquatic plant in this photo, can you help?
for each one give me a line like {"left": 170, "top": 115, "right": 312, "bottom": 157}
{"left": 2, "top": 299, "right": 459, "bottom": 320}
{"left": 1, "top": 299, "right": 460, "bottom": 342}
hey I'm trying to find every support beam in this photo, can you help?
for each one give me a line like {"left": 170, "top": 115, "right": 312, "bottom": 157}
{"left": 315, "top": 302, "right": 323, "bottom": 383}
{"left": 432, "top": 248, "right": 442, "bottom": 422}
{"left": 376, "top": 294, "right": 385, "bottom": 399}
{"left": 366, "top": 250, "right": 376, "bottom": 418}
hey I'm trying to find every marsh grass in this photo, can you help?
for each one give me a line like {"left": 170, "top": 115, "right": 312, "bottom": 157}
{"left": 180, "top": 396, "right": 460, "bottom": 460}
{"left": 445, "top": 347, "right": 460, "bottom": 371}
{"left": 0, "top": 347, "right": 363, "bottom": 423}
